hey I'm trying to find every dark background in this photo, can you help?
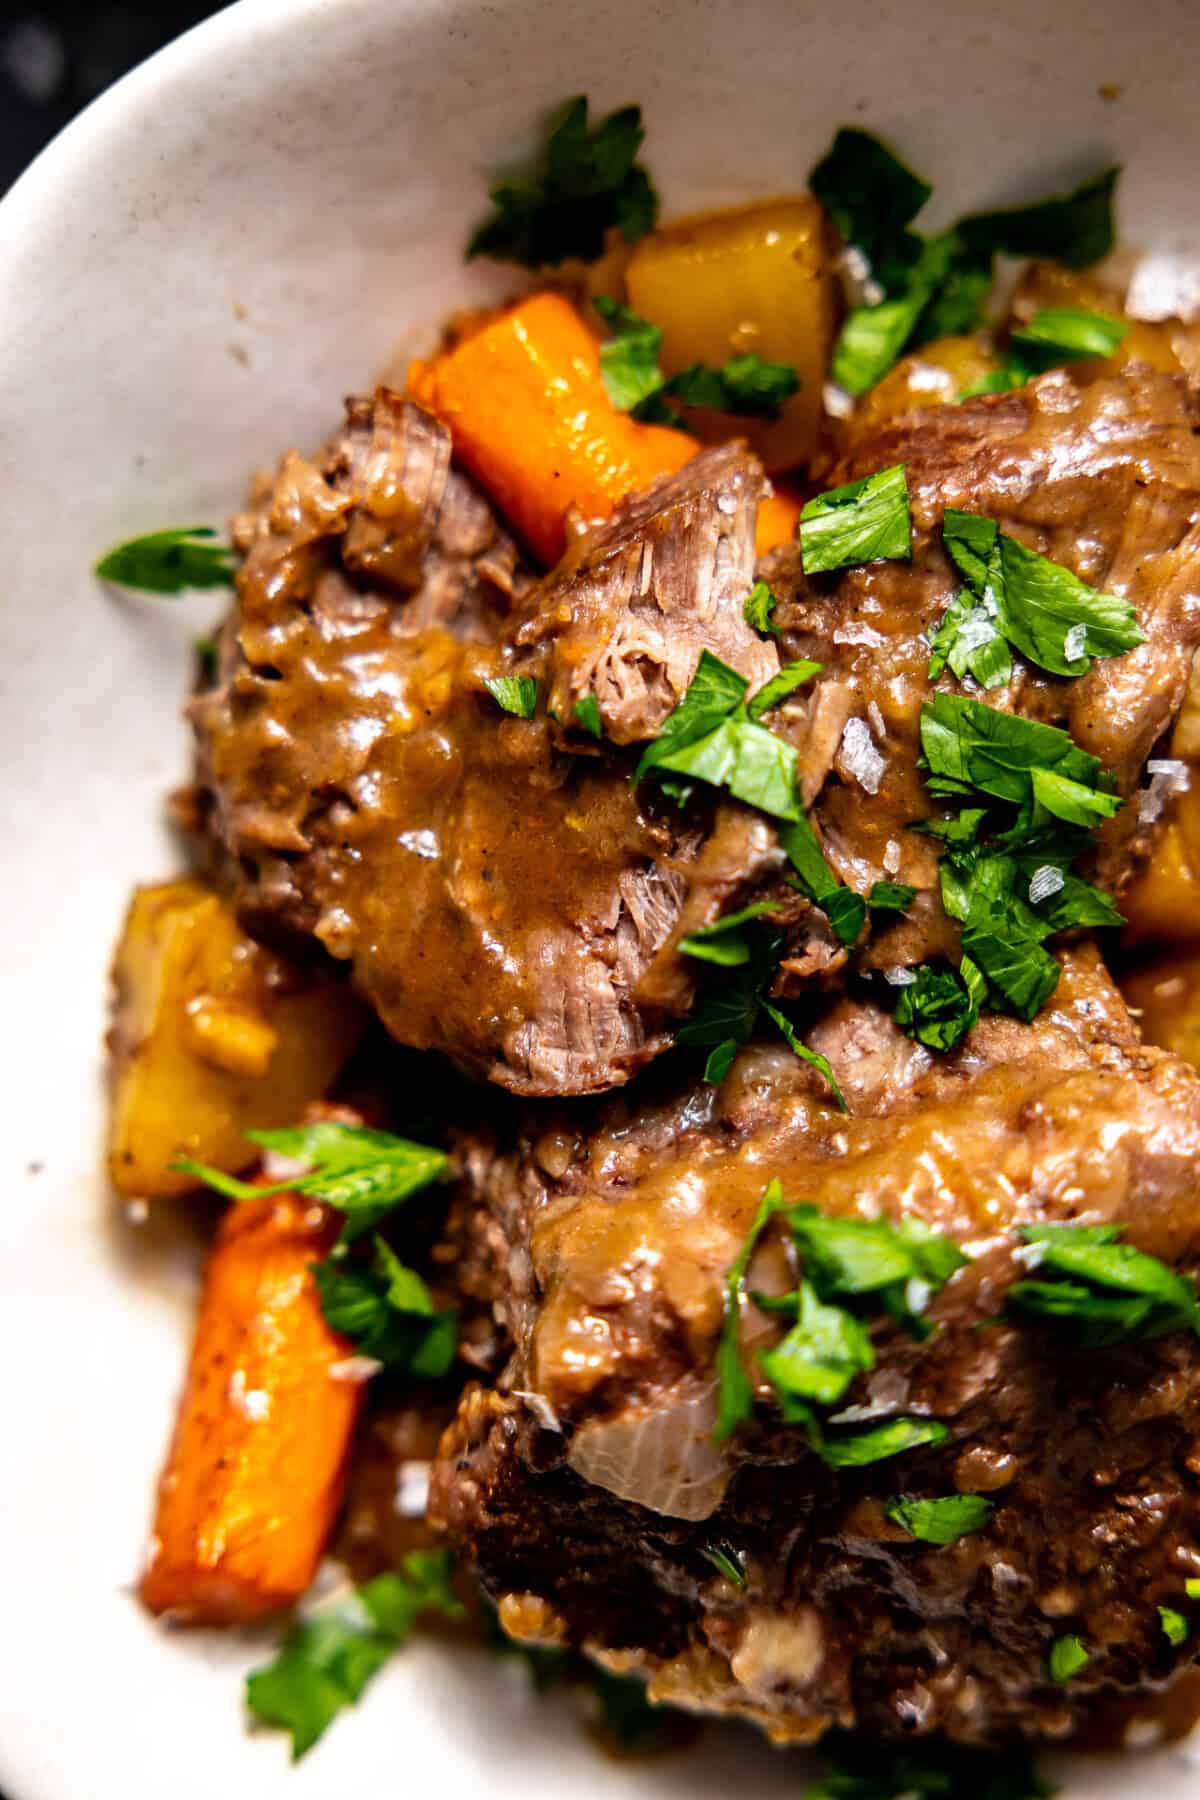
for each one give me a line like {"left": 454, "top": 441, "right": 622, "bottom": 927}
{"left": 1, "top": 2, "right": 222, "bottom": 191}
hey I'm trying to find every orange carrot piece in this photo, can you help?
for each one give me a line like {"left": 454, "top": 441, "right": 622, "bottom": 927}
{"left": 410, "top": 292, "right": 696, "bottom": 565}
{"left": 410, "top": 292, "right": 800, "bottom": 564}
{"left": 756, "top": 485, "right": 803, "bottom": 556}
{"left": 140, "top": 1192, "right": 361, "bottom": 1624}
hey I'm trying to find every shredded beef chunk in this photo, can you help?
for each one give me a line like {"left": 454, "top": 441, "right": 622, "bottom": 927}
{"left": 763, "top": 366, "right": 1200, "bottom": 941}
{"left": 430, "top": 947, "right": 1200, "bottom": 1745}
{"left": 192, "top": 396, "right": 774, "bottom": 1094}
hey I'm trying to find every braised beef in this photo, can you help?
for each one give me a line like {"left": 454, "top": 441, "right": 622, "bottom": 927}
{"left": 192, "top": 398, "right": 776, "bottom": 1094}
{"left": 763, "top": 366, "right": 1200, "bottom": 950}
{"left": 430, "top": 948, "right": 1200, "bottom": 1744}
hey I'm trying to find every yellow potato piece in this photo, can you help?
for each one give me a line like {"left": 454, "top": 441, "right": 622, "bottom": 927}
{"left": 845, "top": 334, "right": 1000, "bottom": 440}
{"left": 1122, "top": 953, "right": 1200, "bottom": 1070}
{"left": 1121, "top": 782, "right": 1200, "bottom": 949}
{"left": 108, "top": 879, "right": 365, "bottom": 1199}
{"left": 625, "top": 196, "right": 835, "bottom": 472}
{"left": 1008, "top": 262, "right": 1200, "bottom": 378}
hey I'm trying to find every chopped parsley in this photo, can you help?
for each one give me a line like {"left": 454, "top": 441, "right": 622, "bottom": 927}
{"left": 799, "top": 465, "right": 912, "bottom": 575}
{"left": 246, "top": 1552, "right": 463, "bottom": 1758}
{"left": 594, "top": 297, "right": 799, "bottom": 423}
{"left": 95, "top": 526, "right": 236, "bottom": 595}
{"left": 1047, "top": 1634, "right": 1089, "bottom": 1685}
{"left": 678, "top": 900, "right": 786, "bottom": 966}
{"left": 1010, "top": 305, "right": 1127, "bottom": 366}
{"left": 744, "top": 580, "right": 781, "bottom": 637}
{"left": 934, "top": 510, "right": 1143, "bottom": 684}
{"left": 804, "top": 1732, "right": 1055, "bottom": 1800}
{"left": 635, "top": 649, "right": 800, "bottom": 820}
{"left": 572, "top": 692, "right": 603, "bottom": 738}
{"left": 808, "top": 127, "right": 931, "bottom": 296}
{"left": 1007, "top": 1223, "right": 1200, "bottom": 1347}
{"left": 810, "top": 125, "right": 1119, "bottom": 394}
{"left": 677, "top": 925, "right": 845, "bottom": 1105}
{"left": 904, "top": 703, "right": 1124, "bottom": 1034}
{"left": 714, "top": 1180, "right": 786, "bottom": 1441}
{"left": 483, "top": 674, "right": 538, "bottom": 718}
{"left": 780, "top": 815, "right": 867, "bottom": 947}
{"left": 176, "top": 1122, "right": 449, "bottom": 1245}
{"left": 466, "top": 95, "right": 657, "bottom": 268}
{"left": 919, "top": 694, "right": 1121, "bottom": 827}
{"left": 1160, "top": 1606, "right": 1190, "bottom": 1648}
{"left": 868, "top": 880, "right": 916, "bottom": 914}
{"left": 195, "top": 635, "right": 219, "bottom": 681}
{"left": 747, "top": 658, "right": 823, "bottom": 720}
{"left": 701, "top": 1544, "right": 746, "bottom": 1585}
{"left": 886, "top": 1493, "right": 995, "bottom": 1544}
{"left": 956, "top": 167, "right": 1121, "bottom": 269}
{"left": 716, "top": 1188, "right": 964, "bottom": 1459}
{"left": 312, "top": 1235, "right": 457, "bottom": 1376}
{"left": 893, "top": 959, "right": 984, "bottom": 1052}
{"left": 593, "top": 298, "right": 666, "bottom": 410}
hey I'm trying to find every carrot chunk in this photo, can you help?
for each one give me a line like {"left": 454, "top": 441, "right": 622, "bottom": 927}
{"left": 409, "top": 292, "right": 796, "bottom": 564}
{"left": 140, "top": 1192, "right": 361, "bottom": 1623}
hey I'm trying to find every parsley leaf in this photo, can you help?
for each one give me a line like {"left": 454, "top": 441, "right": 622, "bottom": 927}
{"left": 722, "top": 1193, "right": 965, "bottom": 1454}
{"left": 1047, "top": 1635, "right": 1089, "bottom": 1685}
{"left": 747, "top": 658, "right": 822, "bottom": 720}
{"left": 483, "top": 674, "right": 538, "bottom": 718}
{"left": 593, "top": 296, "right": 667, "bottom": 410}
{"left": 96, "top": 526, "right": 235, "bottom": 595}
{"left": 1007, "top": 1223, "right": 1200, "bottom": 1346}
{"left": 919, "top": 693, "right": 1119, "bottom": 823}
{"left": 799, "top": 465, "right": 912, "bottom": 575}
{"left": 595, "top": 298, "right": 799, "bottom": 423}
{"left": 572, "top": 692, "right": 603, "bottom": 738}
{"left": 927, "top": 588, "right": 1013, "bottom": 692}
{"left": 702, "top": 1545, "right": 746, "bottom": 1585}
{"left": 940, "top": 510, "right": 1143, "bottom": 680}
{"left": 956, "top": 167, "right": 1121, "bottom": 269}
{"left": 656, "top": 355, "right": 800, "bottom": 422}
{"left": 831, "top": 232, "right": 965, "bottom": 396}
{"left": 1010, "top": 305, "right": 1127, "bottom": 366}
{"left": 176, "top": 1122, "right": 449, "bottom": 1244}
{"left": 818, "top": 1417, "right": 950, "bottom": 1467}
{"left": 678, "top": 901, "right": 786, "bottom": 966}
{"left": 760, "top": 1001, "right": 848, "bottom": 1111}
{"left": 886, "top": 1493, "right": 994, "bottom": 1544}
{"left": 808, "top": 126, "right": 931, "bottom": 294}
{"left": 779, "top": 815, "right": 867, "bottom": 947}
{"left": 714, "top": 1180, "right": 787, "bottom": 1441}
{"left": 467, "top": 95, "right": 657, "bottom": 267}
{"left": 811, "top": 124, "right": 1119, "bottom": 395}
{"left": 744, "top": 580, "right": 782, "bottom": 637}
{"left": 760, "top": 1279, "right": 876, "bottom": 1409}
{"left": 868, "top": 880, "right": 916, "bottom": 914}
{"left": 246, "top": 1553, "right": 463, "bottom": 1758}
{"left": 313, "top": 1236, "right": 457, "bottom": 1377}
{"left": 804, "top": 1732, "right": 1055, "bottom": 1800}
{"left": 635, "top": 650, "right": 800, "bottom": 820}
{"left": 893, "top": 960, "right": 983, "bottom": 1051}
{"left": 1160, "top": 1606, "right": 1190, "bottom": 1648}
{"left": 678, "top": 927, "right": 845, "bottom": 1106}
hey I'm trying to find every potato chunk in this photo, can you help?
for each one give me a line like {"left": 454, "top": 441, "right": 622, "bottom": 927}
{"left": 1120, "top": 783, "right": 1200, "bottom": 947}
{"left": 108, "top": 879, "right": 365, "bottom": 1198}
{"left": 844, "top": 333, "right": 1000, "bottom": 439}
{"left": 624, "top": 196, "right": 835, "bottom": 472}
{"left": 1122, "top": 953, "right": 1200, "bottom": 1069}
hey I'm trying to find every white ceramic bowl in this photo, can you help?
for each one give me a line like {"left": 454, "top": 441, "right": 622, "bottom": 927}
{"left": 3, "top": 0, "right": 1199, "bottom": 1794}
